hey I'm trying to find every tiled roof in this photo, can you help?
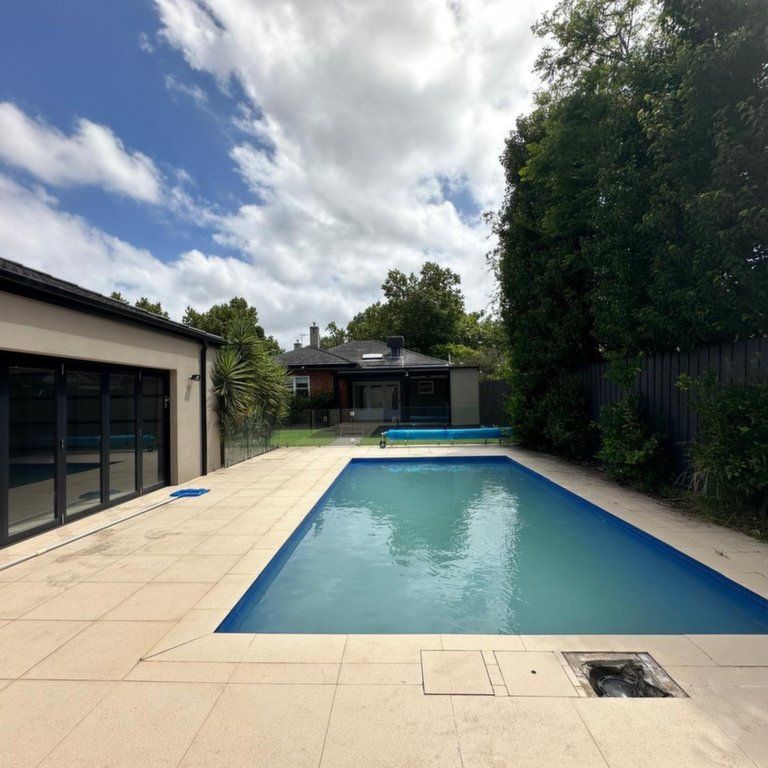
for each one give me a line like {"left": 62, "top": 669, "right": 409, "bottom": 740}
{"left": 328, "top": 340, "right": 450, "bottom": 369}
{"left": 0, "top": 257, "right": 224, "bottom": 344}
{"left": 275, "top": 345, "right": 354, "bottom": 367}
{"left": 277, "top": 340, "right": 450, "bottom": 370}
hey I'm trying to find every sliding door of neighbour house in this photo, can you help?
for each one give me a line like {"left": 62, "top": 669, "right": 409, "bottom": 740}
{"left": 0, "top": 354, "right": 170, "bottom": 546}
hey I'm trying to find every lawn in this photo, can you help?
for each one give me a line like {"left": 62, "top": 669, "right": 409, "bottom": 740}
{"left": 274, "top": 428, "right": 338, "bottom": 446}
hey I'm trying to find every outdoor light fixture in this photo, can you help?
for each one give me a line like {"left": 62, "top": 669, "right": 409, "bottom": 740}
{"left": 189, "top": 373, "right": 201, "bottom": 381}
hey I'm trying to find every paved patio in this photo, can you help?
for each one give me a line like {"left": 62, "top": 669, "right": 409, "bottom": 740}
{"left": 0, "top": 445, "right": 766, "bottom": 767}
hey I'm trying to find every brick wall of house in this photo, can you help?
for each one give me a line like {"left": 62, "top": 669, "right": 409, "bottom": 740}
{"left": 338, "top": 378, "right": 349, "bottom": 409}
{"left": 308, "top": 369, "right": 334, "bottom": 397}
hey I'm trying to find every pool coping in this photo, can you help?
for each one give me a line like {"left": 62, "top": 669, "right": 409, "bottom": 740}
{"left": 126, "top": 447, "right": 768, "bottom": 670}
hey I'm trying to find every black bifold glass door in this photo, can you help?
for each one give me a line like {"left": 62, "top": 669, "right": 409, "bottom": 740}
{"left": 1, "top": 356, "right": 169, "bottom": 545}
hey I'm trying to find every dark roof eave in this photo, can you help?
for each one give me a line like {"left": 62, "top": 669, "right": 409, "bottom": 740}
{"left": 0, "top": 265, "right": 225, "bottom": 346}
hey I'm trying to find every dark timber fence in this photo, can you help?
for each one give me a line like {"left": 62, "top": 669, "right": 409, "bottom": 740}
{"left": 578, "top": 338, "right": 768, "bottom": 471}
{"left": 479, "top": 379, "right": 511, "bottom": 426}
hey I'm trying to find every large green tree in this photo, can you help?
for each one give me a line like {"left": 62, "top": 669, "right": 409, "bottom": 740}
{"left": 494, "top": 0, "right": 768, "bottom": 453}
{"left": 183, "top": 297, "right": 280, "bottom": 354}
{"left": 344, "top": 262, "right": 466, "bottom": 357}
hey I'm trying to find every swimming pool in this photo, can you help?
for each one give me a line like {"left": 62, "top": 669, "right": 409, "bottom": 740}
{"left": 218, "top": 457, "right": 768, "bottom": 634}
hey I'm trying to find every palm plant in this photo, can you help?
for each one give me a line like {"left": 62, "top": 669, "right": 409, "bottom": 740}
{"left": 212, "top": 316, "right": 289, "bottom": 446}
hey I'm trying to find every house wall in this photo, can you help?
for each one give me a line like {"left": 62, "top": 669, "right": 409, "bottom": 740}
{"left": 0, "top": 291, "right": 221, "bottom": 483}
{"left": 449, "top": 367, "right": 480, "bottom": 425}
{"left": 308, "top": 370, "right": 334, "bottom": 396}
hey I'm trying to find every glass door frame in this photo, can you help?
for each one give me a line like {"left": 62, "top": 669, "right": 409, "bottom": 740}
{"left": 0, "top": 351, "right": 170, "bottom": 547}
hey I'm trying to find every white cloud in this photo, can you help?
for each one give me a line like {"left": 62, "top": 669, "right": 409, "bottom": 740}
{"left": 0, "top": 1, "right": 554, "bottom": 348}
{"left": 152, "top": 0, "right": 552, "bottom": 336}
{"left": 164, "top": 74, "right": 208, "bottom": 105}
{"left": 0, "top": 102, "right": 163, "bottom": 203}
{"left": 138, "top": 31, "right": 155, "bottom": 53}
{"left": 0, "top": 173, "right": 365, "bottom": 343}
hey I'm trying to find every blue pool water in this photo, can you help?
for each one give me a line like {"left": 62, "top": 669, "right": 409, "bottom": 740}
{"left": 219, "top": 457, "right": 768, "bottom": 634}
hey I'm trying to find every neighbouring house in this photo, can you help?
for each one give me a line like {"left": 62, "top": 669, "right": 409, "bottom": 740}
{"left": 0, "top": 257, "right": 224, "bottom": 547}
{"left": 276, "top": 324, "right": 480, "bottom": 427}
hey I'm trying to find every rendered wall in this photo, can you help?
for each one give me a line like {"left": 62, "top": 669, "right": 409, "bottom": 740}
{"left": 0, "top": 291, "right": 220, "bottom": 484}
{"left": 449, "top": 367, "right": 480, "bottom": 425}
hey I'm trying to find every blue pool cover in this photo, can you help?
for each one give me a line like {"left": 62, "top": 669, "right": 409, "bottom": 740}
{"left": 218, "top": 457, "right": 768, "bottom": 634}
{"left": 383, "top": 427, "right": 503, "bottom": 441}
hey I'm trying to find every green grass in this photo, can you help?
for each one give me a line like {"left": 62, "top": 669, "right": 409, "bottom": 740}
{"left": 274, "top": 428, "right": 338, "bottom": 446}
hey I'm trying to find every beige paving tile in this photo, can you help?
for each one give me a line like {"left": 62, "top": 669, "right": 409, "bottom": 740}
{"left": 342, "top": 634, "right": 442, "bottom": 664}
{"left": 453, "top": 696, "right": 607, "bottom": 767}
{"left": 521, "top": 634, "right": 716, "bottom": 666}
{"left": 245, "top": 633, "right": 347, "bottom": 663}
{"left": 39, "top": 681, "right": 223, "bottom": 768}
{"left": 0, "top": 581, "right": 66, "bottom": 619}
{"left": 688, "top": 635, "right": 768, "bottom": 666}
{"left": 125, "top": 660, "right": 236, "bottom": 683}
{"left": 25, "top": 620, "right": 174, "bottom": 680}
{"left": 23, "top": 581, "right": 142, "bottom": 620}
{"left": 135, "top": 533, "right": 206, "bottom": 555}
{"left": 576, "top": 699, "right": 753, "bottom": 768}
{"left": 218, "top": 515, "right": 278, "bottom": 536}
{"left": 495, "top": 651, "right": 578, "bottom": 697}
{"left": 0, "top": 679, "right": 114, "bottom": 768}
{"left": 440, "top": 633, "right": 525, "bottom": 651}
{"left": 84, "top": 553, "right": 180, "bottom": 582}
{"left": 190, "top": 534, "right": 260, "bottom": 555}
{"left": 422, "top": 650, "right": 493, "bottom": 695}
{"left": 690, "top": 685, "right": 768, "bottom": 767}
{"left": 103, "top": 582, "right": 212, "bottom": 621}
{"left": 0, "top": 620, "right": 88, "bottom": 678}
{"left": 149, "top": 632, "right": 253, "bottom": 663}
{"left": 338, "top": 663, "right": 422, "bottom": 685}
{"left": 666, "top": 665, "right": 768, "bottom": 689}
{"left": 321, "top": 685, "right": 462, "bottom": 768}
{"left": 180, "top": 683, "right": 334, "bottom": 768}
{"left": 231, "top": 662, "right": 339, "bottom": 684}
{"left": 152, "top": 554, "right": 240, "bottom": 583}
{"left": 486, "top": 663, "right": 505, "bottom": 687}
{"left": 145, "top": 609, "right": 227, "bottom": 655}
{"left": 228, "top": 548, "right": 275, "bottom": 575}
{"left": 193, "top": 573, "right": 253, "bottom": 610}
{"left": 22, "top": 554, "right": 119, "bottom": 583}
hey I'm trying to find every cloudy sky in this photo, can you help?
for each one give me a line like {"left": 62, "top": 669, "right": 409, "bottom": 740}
{"left": 0, "top": 0, "right": 552, "bottom": 347}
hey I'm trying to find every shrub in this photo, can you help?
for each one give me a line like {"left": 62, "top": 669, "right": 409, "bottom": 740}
{"left": 680, "top": 376, "right": 768, "bottom": 518}
{"left": 597, "top": 394, "right": 668, "bottom": 490}
{"left": 508, "top": 372, "right": 596, "bottom": 459}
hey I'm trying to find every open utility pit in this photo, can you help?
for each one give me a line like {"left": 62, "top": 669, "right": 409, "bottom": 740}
{"left": 563, "top": 652, "right": 688, "bottom": 698}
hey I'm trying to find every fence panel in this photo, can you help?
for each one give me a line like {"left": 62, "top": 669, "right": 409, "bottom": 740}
{"left": 578, "top": 337, "right": 767, "bottom": 472}
{"left": 479, "top": 379, "right": 511, "bottom": 426}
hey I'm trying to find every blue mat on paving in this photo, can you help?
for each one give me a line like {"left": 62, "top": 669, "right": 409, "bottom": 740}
{"left": 170, "top": 488, "right": 210, "bottom": 498}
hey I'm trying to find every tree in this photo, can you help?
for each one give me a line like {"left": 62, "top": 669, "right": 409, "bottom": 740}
{"left": 342, "top": 262, "right": 466, "bottom": 356}
{"left": 110, "top": 291, "right": 128, "bottom": 304}
{"left": 493, "top": 0, "right": 768, "bottom": 456}
{"left": 319, "top": 321, "right": 349, "bottom": 349}
{"left": 134, "top": 297, "right": 169, "bottom": 318}
{"left": 184, "top": 298, "right": 281, "bottom": 354}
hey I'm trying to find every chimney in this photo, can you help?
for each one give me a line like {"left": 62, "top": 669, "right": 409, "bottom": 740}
{"left": 294, "top": 341, "right": 302, "bottom": 351}
{"left": 309, "top": 322, "right": 320, "bottom": 348}
{"left": 386, "top": 335, "right": 404, "bottom": 358}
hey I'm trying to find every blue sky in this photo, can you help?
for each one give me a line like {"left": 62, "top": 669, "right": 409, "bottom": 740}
{"left": 0, "top": 0, "right": 548, "bottom": 345}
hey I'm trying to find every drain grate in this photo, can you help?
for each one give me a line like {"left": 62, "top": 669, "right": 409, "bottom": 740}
{"left": 563, "top": 652, "right": 687, "bottom": 698}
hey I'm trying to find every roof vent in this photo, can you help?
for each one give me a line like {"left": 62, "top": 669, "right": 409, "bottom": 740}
{"left": 362, "top": 353, "right": 384, "bottom": 360}
{"left": 386, "top": 335, "right": 404, "bottom": 358}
